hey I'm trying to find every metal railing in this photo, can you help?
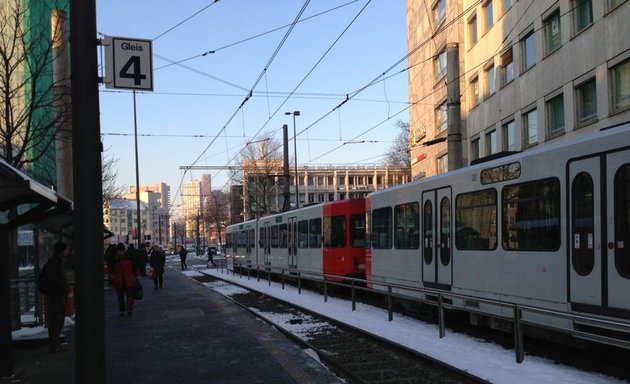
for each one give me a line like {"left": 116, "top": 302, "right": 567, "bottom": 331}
{"left": 224, "top": 259, "right": 630, "bottom": 363}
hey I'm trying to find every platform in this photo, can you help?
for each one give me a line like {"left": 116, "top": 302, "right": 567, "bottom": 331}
{"left": 4, "top": 260, "right": 343, "bottom": 384}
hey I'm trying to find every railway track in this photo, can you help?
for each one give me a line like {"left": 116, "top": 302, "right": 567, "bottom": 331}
{"left": 192, "top": 273, "right": 485, "bottom": 384}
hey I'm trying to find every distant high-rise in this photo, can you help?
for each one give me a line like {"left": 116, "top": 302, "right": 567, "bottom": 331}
{"left": 201, "top": 174, "right": 211, "bottom": 198}
{"left": 129, "top": 182, "right": 170, "bottom": 210}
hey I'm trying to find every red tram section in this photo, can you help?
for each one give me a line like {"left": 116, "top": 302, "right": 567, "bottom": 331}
{"left": 322, "top": 198, "right": 367, "bottom": 282}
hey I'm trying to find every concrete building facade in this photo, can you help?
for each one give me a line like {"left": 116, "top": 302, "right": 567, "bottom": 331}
{"left": 407, "top": 0, "right": 630, "bottom": 179}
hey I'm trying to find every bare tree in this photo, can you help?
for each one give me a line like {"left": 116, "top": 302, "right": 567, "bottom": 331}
{"left": 0, "top": 0, "right": 70, "bottom": 185}
{"left": 102, "top": 149, "right": 125, "bottom": 201}
{"left": 383, "top": 120, "right": 411, "bottom": 171}
{"left": 239, "top": 135, "right": 284, "bottom": 218}
{"left": 203, "top": 190, "right": 229, "bottom": 249}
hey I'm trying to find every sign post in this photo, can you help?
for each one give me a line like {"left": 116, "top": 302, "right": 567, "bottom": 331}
{"left": 104, "top": 36, "right": 153, "bottom": 91}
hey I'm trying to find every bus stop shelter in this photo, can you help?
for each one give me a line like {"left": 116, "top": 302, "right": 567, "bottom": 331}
{"left": 0, "top": 159, "right": 73, "bottom": 377}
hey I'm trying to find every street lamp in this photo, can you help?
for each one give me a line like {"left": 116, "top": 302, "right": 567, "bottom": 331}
{"left": 285, "top": 111, "right": 300, "bottom": 208}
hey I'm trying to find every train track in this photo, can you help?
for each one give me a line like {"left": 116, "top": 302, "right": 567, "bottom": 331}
{"left": 191, "top": 273, "right": 485, "bottom": 384}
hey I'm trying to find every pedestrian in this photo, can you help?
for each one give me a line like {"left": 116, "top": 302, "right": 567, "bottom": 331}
{"left": 207, "top": 246, "right": 216, "bottom": 267}
{"left": 127, "top": 243, "right": 141, "bottom": 275}
{"left": 45, "top": 241, "right": 70, "bottom": 352}
{"left": 179, "top": 246, "right": 188, "bottom": 270}
{"left": 139, "top": 242, "right": 149, "bottom": 277}
{"left": 112, "top": 243, "right": 139, "bottom": 317}
{"left": 149, "top": 245, "right": 166, "bottom": 289}
{"left": 104, "top": 244, "right": 116, "bottom": 285}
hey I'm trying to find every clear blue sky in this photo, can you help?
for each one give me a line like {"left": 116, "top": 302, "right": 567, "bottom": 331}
{"left": 96, "top": 0, "right": 410, "bottom": 211}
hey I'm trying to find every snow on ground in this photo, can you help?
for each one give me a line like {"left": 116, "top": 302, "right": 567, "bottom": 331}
{"left": 195, "top": 267, "right": 626, "bottom": 384}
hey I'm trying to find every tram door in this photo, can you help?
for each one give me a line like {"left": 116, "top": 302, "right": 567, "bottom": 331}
{"left": 422, "top": 188, "right": 453, "bottom": 290}
{"left": 569, "top": 150, "right": 630, "bottom": 311}
{"left": 288, "top": 216, "right": 298, "bottom": 267}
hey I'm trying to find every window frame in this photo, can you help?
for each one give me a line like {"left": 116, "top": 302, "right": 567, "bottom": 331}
{"left": 573, "top": 0, "right": 593, "bottom": 35}
{"left": 544, "top": 9, "right": 561, "bottom": 56}
{"left": 522, "top": 108, "right": 538, "bottom": 148}
{"left": 502, "top": 120, "right": 516, "bottom": 151}
{"left": 485, "top": 63, "right": 496, "bottom": 97}
{"left": 521, "top": 30, "right": 536, "bottom": 72}
{"left": 433, "top": 0, "right": 446, "bottom": 28}
{"left": 575, "top": 77, "right": 598, "bottom": 127}
{"left": 483, "top": 0, "right": 494, "bottom": 32}
{"left": 468, "top": 13, "right": 478, "bottom": 46}
{"left": 434, "top": 49, "right": 447, "bottom": 81}
{"left": 394, "top": 202, "right": 420, "bottom": 249}
{"left": 436, "top": 100, "right": 448, "bottom": 132}
{"left": 485, "top": 129, "right": 497, "bottom": 156}
{"left": 546, "top": 93, "right": 565, "bottom": 138}
{"left": 500, "top": 48, "right": 514, "bottom": 87}
{"left": 455, "top": 189, "right": 498, "bottom": 251}
{"left": 371, "top": 207, "right": 392, "bottom": 249}
{"left": 470, "top": 76, "right": 480, "bottom": 108}
{"left": 611, "top": 58, "right": 630, "bottom": 114}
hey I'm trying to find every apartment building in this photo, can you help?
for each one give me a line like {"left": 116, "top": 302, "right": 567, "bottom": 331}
{"left": 407, "top": 0, "right": 630, "bottom": 179}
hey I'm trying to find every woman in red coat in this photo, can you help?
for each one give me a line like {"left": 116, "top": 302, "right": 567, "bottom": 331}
{"left": 113, "top": 243, "right": 139, "bottom": 317}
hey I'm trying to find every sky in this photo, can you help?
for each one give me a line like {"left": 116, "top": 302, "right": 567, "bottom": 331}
{"left": 95, "top": 1, "right": 410, "bottom": 211}
{"left": 14, "top": 256, "right": 626, "bottom": 384}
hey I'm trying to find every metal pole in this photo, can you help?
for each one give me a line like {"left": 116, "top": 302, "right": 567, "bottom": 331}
{"left": 282, "top": 124, "right": 290, "bottom": 211}
{"left": 70, "top": 0, "right": 105, "bottom": 381}
{"left": 438, "top": 293, "right": 445, "bottom": 338}
{"left": 514, "top": 304, "right": 524, "bottom": 363}
{"left": 293, "top": 114, "right": 299, "bottom": 208}
{"left": 388, "top": 286, "right": 393, "bottom": 322}
{"left": 133, "top": 91, "right": 142, "bottom": 248}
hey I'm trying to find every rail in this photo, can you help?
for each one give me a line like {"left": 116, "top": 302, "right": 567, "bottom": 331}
{"left": 224, "top": 259, "right": 630, "bottom": 364}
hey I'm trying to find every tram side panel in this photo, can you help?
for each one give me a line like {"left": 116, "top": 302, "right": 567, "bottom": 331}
{"left": 323, "top": 199, "right": 367, "bottom": 282}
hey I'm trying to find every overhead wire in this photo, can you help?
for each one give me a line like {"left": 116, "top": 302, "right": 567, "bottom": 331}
{"left": 153, "top": 0, "right": 220, "bottom": 41}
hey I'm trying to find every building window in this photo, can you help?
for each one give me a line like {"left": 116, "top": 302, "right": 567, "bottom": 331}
{"left": 484, "top": 0, "right": 494, "bottom": 31}
{"left": 500, "top": 48, "right": 514, "bottom": 86}
{"left": 485, "top": 64, "right": 496, "bottom": 96}
{"left": 471, "top": 138, "right": 480, "bottom": 161}
{"left": 436, "top": 101, "right": 447, "bottom": 132}
{"left": 485, "top": 130, "right": 497, "bottom": 155}
{"left": 573, "top": 0, "right": 593, "bottom": 34}
{"left": 434, "top": 0, "right": 446, "bottom": 27}
{"left": 468, "top": 14, "right": 478, "bottom": 45}
{"left": 576, "top": 78, "right": 597, "bottom": 125}
{"left": 437, "top": 154, "right": 448, "bottom": 174}
{"left": 544, "top": 10, "right": 561, "bottom": 55}
{"left": 521, "top": 31, "right": 536, "bottom": 71}
{"left": 503, "top": 120, "right": 516, "bottom": 151}
{"left": 609, "top": 0, "right": 627, "bottom": 11}
{"left": 471, "top": 77, "right": 479, "bottom": 107}
{"left": 435, "top": 49, "right": 447, "bottom": 80}
{"left": 547, "top": 94, "right": 565, "bottom": 137}
{"left": 612, "top": 59, "right": 630, "bottom": 113}
{"left": 523, "top": 109, "right": 538, "bottom": 147}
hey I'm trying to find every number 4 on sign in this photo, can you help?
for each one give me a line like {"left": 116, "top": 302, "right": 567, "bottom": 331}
{"left": 119, "top": 56, "right": 146, "bottom": 86}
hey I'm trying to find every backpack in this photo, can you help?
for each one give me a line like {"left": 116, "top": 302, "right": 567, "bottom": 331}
{"left": 37, "top": 263, "right": 49, "bottom": 294}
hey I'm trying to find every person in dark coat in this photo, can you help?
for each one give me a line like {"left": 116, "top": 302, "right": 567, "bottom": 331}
{"left": 149, "top": 245, "right": 166, "bottom": 289}
{"left": 138, "top": 242, "right": 149, "bottom": 277}
{"left": 179, "top": 246, "right": 188, "bottom": 270}
{"left": 104, "top": 244, "right": 117, "bottom": 285}
{"left": 46, "top": 242, "right": 70, "bottom": 352}
{"left": 113, "top": 243, "right": 139, "bottom": 317}
{"left": 207, "top": 246, "right": 216, "bottom": 267}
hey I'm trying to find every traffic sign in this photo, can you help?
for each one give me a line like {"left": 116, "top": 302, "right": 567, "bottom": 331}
{"left": 104, "top": 36, "right": 153, "bottom": 91}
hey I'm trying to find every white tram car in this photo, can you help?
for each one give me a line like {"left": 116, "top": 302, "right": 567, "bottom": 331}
{"left": 367, "top": 122, "right": 630, "bottom": 336}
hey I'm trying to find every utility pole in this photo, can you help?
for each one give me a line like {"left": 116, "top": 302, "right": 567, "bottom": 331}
{"left": 447, "top": 43, "right": 463, "bottom": 171}
{"left": 70, "top": 0, "right": 106, "bottom": 382}
{"left": 282, "top": 124, "right": 290, "bottom": 211}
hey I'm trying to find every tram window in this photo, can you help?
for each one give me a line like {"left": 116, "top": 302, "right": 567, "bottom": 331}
{"left": 237, "top": 231, "right": 246, "bottom": 247}
{"left": 394, "top": 202, "right": 419, "bottom": 249}
{"left": 298, "top": 220, "right": 309, "bottom": 248}
{"left": 502, "top": 178, "right": 560, "bottom": 251}
{"left": 278, "top": 224, "right": 287, "bottom": 248}
{"left": 248, "top": 229, "right": 255, "bottom": 248}
{"left": 424, "top": 201, "right": 433, "bottom": 264}
{"left": 259, "top": 227, "right": 266, "bottom": 248}
{"left": 440, "top": 197, "right": 451, "bottom": 266}
{"left": 270, "top": 225, "right": 279, "bottom": 248}
{"left": 323, "top": 215, "right": 346, "bottom": 248}
{"left": 456, "top": 189, "right": 497, "bottom": 250}
{"left": 309, "top": 218, "right": 322, "bottom": 248}
{"left": 350, "top": 214, "right": 367, "bottom": 248}
{"left": 372, "top": 207, "right": 392, "bottom": 249}
{"left": 572, "top": 172, "right": 595, "bottom": 276}
{"left": 614, "top": 165, "right": 630, "bottom": 278}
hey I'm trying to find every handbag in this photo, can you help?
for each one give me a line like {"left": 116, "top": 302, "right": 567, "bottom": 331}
{"left": 133, "top": 279, "right": 143, "bottom": 300}
{"left": 148, "top": 267, "right": 155, "bottom": 280}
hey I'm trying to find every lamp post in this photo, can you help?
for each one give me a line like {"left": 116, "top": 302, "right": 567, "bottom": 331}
{"left": 285, "top": 111, "right": 300, "bottom": 208}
